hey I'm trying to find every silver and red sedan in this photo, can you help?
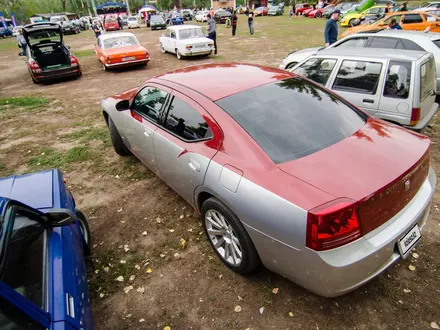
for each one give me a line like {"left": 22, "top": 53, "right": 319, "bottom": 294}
{"left": 101, "top": 63, "right": 436, "bottom": 297}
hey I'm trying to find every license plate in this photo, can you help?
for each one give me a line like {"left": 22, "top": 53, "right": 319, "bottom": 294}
{"left": 194, "top": 45, "right": 205, "bottom": 49}
{"left": 122, "top": 56, "right": 136, "bottom": 61}
{"left": 398, "top": 224, "right": 421, "bottom": 257}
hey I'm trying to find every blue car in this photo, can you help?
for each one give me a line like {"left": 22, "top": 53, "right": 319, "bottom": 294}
{"left": 0, "top": 169, "right": 93, "bottom": 330}
{"left": 0, "top": 27, "right": 13, "bottom": 38}
{"left": 171, "top": 14, "right": 184, "bottom": 25}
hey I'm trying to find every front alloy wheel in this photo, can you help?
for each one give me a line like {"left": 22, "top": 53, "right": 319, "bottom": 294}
{"left": 160, "top": 43, "right": 166, "bottom": 53}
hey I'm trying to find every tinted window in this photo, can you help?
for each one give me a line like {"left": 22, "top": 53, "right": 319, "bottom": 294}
{"left": 216, "top": 78, "right": 366, "bottom": 164}
{"left": 336, "top": 37, "right": 369, "bottom": 48}
{"left": 164, "top": 97, "right": 213, "bottom": 141}
{"left": 333, "top": 60, "right": 382, "bottom": 95}
{"left": 432, "top": 39, "right": 440, "bottom": 49}
{"left": 401, "top": 39, "right": 425, "bottom": 51}
{"left": 1, "top": 208, "right": 45, "bottom": 307}
{"left": 293, "top": 58, "right": 337, "bottom": 85}
{"left": 383, "top": 61, "right": 411, "bottom": 99}
{"left": 384, "top": 14, "right": 402, "bottom": 23}
{"left": 0, "top": 297, "right": 45, "bottom": 330}
{"left": 402, "top": 14, "right": 423, "bottom": 24}
{"left": 369, "top": 37, "right": 400, "bottom": 49}
{"left": 132, "top": 87, "right": 168, "bottom": 123}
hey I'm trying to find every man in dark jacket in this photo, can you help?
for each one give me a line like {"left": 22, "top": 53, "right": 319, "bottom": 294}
{"left": 324, "top": 9, "right": 340, "bottom": 46}
{"left": 231, "top": 11, "right": 238, "bottom": 36}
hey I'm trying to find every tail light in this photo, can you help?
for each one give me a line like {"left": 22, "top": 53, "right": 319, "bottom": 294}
{"left": 186, "top": 45, "right": 193, "bottom": 49}
{"left": 145, "top": 52, "right": 149, "bottom": 58}
{"left": 306, "top": 199, "right": 362, "bottom": 251}
{"left": 208, "top": 43, "right": 214, "bottom": 47}
{"left": 410, "top": 107, "right": 421, "bottom": 126}
{"left": 70, "top": 55, "right": 79, "bottom": 67}
{"left": 29, "top": 60, "right": 41, "bottom": 73}
{"left": 106, "top": 56, "right": 111, "bottom": 64}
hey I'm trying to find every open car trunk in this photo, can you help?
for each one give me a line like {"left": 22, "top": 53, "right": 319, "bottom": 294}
{"left": 32, "top": 42, "right": 70, "bottom": 69}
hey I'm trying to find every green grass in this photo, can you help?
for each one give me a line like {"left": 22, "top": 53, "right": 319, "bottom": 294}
{"left": 0, "top": 38, "right": 19, "bottom": 52}
{"left": 28, "top": 146, "right": 93, "bottom": 169}
{"left": 74, "top": 49, "right": 95, "bottom": 58}
{"left": 63, "top": 127, "right": 111, "bottom": 147}
{"left": 0, "top": 96, "right": 50, "bottom": 111}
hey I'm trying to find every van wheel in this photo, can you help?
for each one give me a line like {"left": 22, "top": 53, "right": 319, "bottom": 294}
{"left": 108, "top": 117, "right": 130, "bottom": 156}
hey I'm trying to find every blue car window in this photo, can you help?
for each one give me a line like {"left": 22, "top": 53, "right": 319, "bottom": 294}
{"left": 1, "top": 208, "right": 45, "bottom": 308}
{"left": 0, "top": 297, "right": 45, "bottom": 329}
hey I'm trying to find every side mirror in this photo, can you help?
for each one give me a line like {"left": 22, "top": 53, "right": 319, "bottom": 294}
{"left": 18, "top": 51, "right": 25, "bottom": 56}
{"left": 46, "top": 209, "right": 77, "bottom": 226}
{"left": 116, "top": 99, "right": 130, "bottom": 111}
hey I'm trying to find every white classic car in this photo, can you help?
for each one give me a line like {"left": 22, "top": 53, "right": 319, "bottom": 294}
{"left": 159, "top": 25, "right": 215, "bottom": 59}
{"left": 195, "top": 11, "right": 209, "bottom": 22}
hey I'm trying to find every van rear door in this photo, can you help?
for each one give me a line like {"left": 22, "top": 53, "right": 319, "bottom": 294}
{"left": 416, "top": 54, "right": 436, "bottom": 125}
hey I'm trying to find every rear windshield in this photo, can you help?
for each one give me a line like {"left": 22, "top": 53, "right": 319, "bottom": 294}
{"left": 216, "top": 77, "right": 366, "bottom": 164}
{"left": 420, "top": 57, "right": 436, "bottom": 101}
{"left": 128, "top": 17, "right": 138, "bottom": 21}
{"left": 103, "top": 36, "right": 138, "bottom": 49}
{"left": 151, "top": 15, "right": 163, "bottom": 22}
{"left": 27, "top": 29, "right": 61, "bottom": 46}
{"left": 179, "top": 28, "right": 205, "bottom": 39}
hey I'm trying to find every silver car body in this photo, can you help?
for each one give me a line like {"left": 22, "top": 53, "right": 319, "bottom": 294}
{"left": 101, "top": 66, "right": 436, "bottom": 297}
{"left": 279, "top": 30, "right": 440, "bottom": 94}
{"left": 291, "top": 48, "right": 438, "bottom": 131}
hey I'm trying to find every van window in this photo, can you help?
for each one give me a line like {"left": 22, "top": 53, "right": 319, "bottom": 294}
{"left": 332, "top": 60, "right": 383, "bottom": 95}
{"left": 293, "top": 58, "right": 337, "bottom": 85}
{"left": 420, "top": 58, "right": 435, "bottom": 101}
{"left": 383, "top": 61, "right": 411, "bottom": 99}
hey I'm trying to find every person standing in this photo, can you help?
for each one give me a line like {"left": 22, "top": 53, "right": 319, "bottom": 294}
{"left": 117, "top": 15, "right": 123, "bottom": 30}
{"left": 324, "top": 9, "right": 340, "bottom": 46}
{"left": 231, "top": 10, "right": 238, "bottom": 36}
{"left": 16, "top": 28, "right": 27, "bottom": 55}
{"left": 248, "top": 11, "right": 254, "bottom": 35}
{"left": 385, "top": 3, "right": 391, "bottom": 14}
{"left": 206, "top": 14, "right": 217, "bottom": 54}
{"left": 92, "top": 21, "right": 101, "bottom": 38}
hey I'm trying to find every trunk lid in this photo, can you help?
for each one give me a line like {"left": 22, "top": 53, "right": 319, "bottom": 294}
{"left": 23, "top": 22, "right": 63, "bottom": 46}
{"left": 278, "top": 119, "right": 430, "bottom": 234}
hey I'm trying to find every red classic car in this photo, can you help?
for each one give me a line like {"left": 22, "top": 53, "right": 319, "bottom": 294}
{"left": 302, "top": 7, "right": 315, "bottom": 16}
{"left": 295, "top": 3, "right": 311, "bottom": 15}
{"left": 308, "top": 5, "right": 334, "bottom": 18}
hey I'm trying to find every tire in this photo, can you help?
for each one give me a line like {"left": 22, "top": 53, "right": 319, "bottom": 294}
{"left": 349, "top": 18, "right": 355, "bottom": 26}
{"left": 108, "top": 117, "right": 130, "bottom": 156}
{"left": 76, "top": 210, "right": 92, "bottom": 253}
{"left": 176, "top": 49, "right": 183, "bottom": 60}
{"left": 102, "top": 63, "right": 108, "bottom": 71}
{"left": 160, "top": 43, "right": 166, "bottom": 53}
{"left": 201, "top": 197, "right": 261, "bottom": 274}
{"left": 315, "top": 12, "right": 322, "bottom": 18}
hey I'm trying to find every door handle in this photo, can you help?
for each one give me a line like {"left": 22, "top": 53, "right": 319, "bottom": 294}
{"left": 189, "top": 158, "right": 200, "bottom": 172}
{"left": 362, "top": 99, "right": 374, "bottom": 104}
{"left": 143, "top": 129, "right": 153, "bottom": 138}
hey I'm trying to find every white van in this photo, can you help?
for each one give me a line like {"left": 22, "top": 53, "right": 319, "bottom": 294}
{"left": 291, "top": 48, "right": 438, "bottom": 131}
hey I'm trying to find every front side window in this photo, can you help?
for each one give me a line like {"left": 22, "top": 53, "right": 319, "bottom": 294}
{"left": 170, "top": 30, "right": 176, "bottom": 39}
{"left": 216, "top": 78, "right": 366, "bottom": 164}
{"left": 132, "top": 87, "right": 169, "bottom": 123}
{"left": 402, "top": 14, "right": 423, "bottom": 24}
{"left": 0, "top": 297, "right": 45, "bottom": 330}
{"left": 163, "top": 97, "right": 213, "bottom": 141}
{"left": 0, "top": 208, "right": 45, "bottom": 308}
{"left": 335, "top": 37, "right": 369, "bottom": 48}
{"left": 383, "top": 14, "right": 402, "bottom": 24}
{"left": 332, "top": 60, "right": 383, "bottom": 95}
{"left": 293, "top": 58, "right": 337, "bottom": 85}
{"left": 383, "top": 61, "right": 411, "bottom": 99}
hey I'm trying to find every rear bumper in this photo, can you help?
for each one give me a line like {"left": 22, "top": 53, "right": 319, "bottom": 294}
{"left": 248, "top": 168, "right": 436, "bottom": 297}
{"left": 106, "top": 58, "right": 150, "bottom": 67}
{"left": 408, "top": 102, "right": 439, "bottom": 131}
{"left": 181, "top": 49, "right": 212, "bottom": 56}
{"left": 32, "top": 66, "right": 81, "bottom": 81}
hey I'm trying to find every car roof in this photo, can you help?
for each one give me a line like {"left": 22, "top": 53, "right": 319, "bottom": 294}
{"left": 167, "top": 24, "right": 201, "bottom": 31}
{"left": 317, "top": 48, "right": 427, "bottom": 61}
{"left": 369, "top": 29, "right": 440, "bottom": 40}
{"left": 98, "top": 32, "right": 136, "bottom": 39}
{"left": 155, "top": 63, "right": 293, "bottom": 101}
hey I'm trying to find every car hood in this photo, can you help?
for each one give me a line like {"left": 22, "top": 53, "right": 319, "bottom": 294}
{"left": 277, "top": 119, "right": 431, "bottom": 201}
{"left": 0, "top": 170, "right": 55, "bottom": 210}
{"left": 286, "top": 46, "right": 322, "bottom": 63}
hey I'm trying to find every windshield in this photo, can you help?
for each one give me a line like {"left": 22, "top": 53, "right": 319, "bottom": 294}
{"left": 216, "top": 77, "right": 366, "bottom": 164}
{"left": 27, "top": 29, "right": 61, "bottom": 46}
{"left": 103, "top": 36, "right": 138, "bottom": 49}
{"left": 151, "top": 15, "right": 163, "bottom": 22}
{"left": 106, "top": 17, "right": 117, "bottom": 23}
{"left": 179, "top": 28, "right": 205, "bottom": 39}
{"left": 128, "top": 17, "right": 137, "bottom": 21}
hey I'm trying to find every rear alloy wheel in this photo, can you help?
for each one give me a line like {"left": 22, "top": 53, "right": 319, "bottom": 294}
{"left": 108, "top": 117, "right": 130, "bottom": 156}
{"left": 349, "top": 18, "right": 355, "bottom": 26}
{"left": 315, "top": 12, "right": 322, "bottom": 18}
{"left": 201, "top": 197, "right": 261, "bottom": 274}
{"left": 160, "top": 43, "right": 166, "bottom": 53}
{"left": 176, "top": 49, "right": 183, "bottom": 60}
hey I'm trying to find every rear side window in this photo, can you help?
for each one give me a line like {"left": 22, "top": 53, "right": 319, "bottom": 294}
{"left": 332, "top": 60, "right": 383, "bottom": 95}
{"left": 369, "top": 37, "right": 402, "bottom": 49}
{"left": 383, "top": 61, "right": 411, "bottom": 99}
{"left": 420, "top": 58, "right": 436, "bottom": 101}
{"left": 335, "top": 37, "right": 369, "bottom": 48}
{"left": 293, "top": 58, "right": 337, "bottom": 85}
{"left": 402, "top": 14, "right": 423, "bottom": 24}
{"left": 163, "top": 97, "right": 212, "bottom": 141}
{"left": 401, "top": 39, "right": 425, "bottom": 51}
{"left": 216, "top": 78, "right": 366, "bottom": 164}
{"left": 132, "top": 87, "right": 169, "bottom": 123}
{"left": 432, "top": 39, "right": 440, "bottom": 48}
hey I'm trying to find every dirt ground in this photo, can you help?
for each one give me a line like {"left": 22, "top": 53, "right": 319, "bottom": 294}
{"left": 1, "top": 15, "right": 440, "bottom": 330}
